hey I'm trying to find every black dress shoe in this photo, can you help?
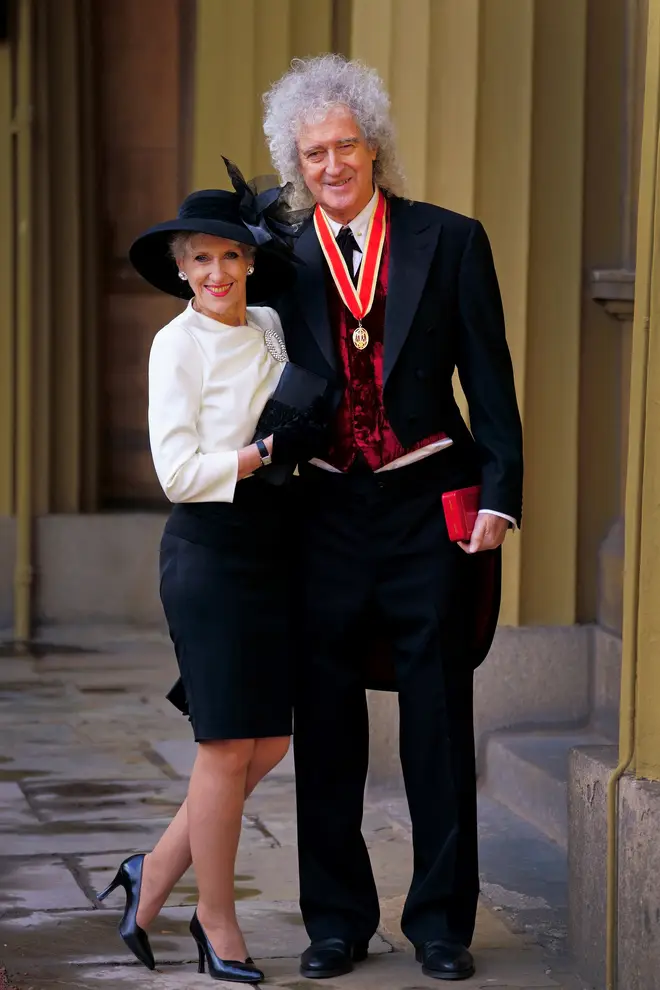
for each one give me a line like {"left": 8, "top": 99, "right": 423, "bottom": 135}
{"left": 415, "top": 940, "right": 475, "bottom": 981}
{"left": 96, "top": 854, "right": 155, "bottom": 971}
{"left": 300, "top": 937, "right": 369, "bottom": 979}
{"left": 190, "top": 912, "right": 264, "bottom": 983}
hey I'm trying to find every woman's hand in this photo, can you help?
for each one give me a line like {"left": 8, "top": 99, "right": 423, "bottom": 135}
{"left": 458, "top": 513, "right": 509, "bottom": 554}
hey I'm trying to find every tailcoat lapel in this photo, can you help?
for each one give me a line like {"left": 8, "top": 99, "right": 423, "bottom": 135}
{"left": 293, "top": 220, "right": 338, "bottom": 375}
{"left": 383, "top": 197, "right": 442, "bottom": 386}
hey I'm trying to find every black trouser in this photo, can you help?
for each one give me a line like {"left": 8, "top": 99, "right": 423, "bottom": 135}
{"left": 293, "top": 454, "right": 480, "bottom": 948}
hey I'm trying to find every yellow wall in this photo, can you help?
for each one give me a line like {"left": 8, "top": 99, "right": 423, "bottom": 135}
{"left": 193, "top": 0, "right": 334, "bottom": 189}
{"left": 0, "top": 0, "right": 642, "bottom": 641}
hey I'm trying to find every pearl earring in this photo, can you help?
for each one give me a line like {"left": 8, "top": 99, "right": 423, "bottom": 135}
{"left": 247, "top": 265, "right": 255, "bottom": 276}
{"left": 178, "top": 271, "right": 188, "bottom": 281}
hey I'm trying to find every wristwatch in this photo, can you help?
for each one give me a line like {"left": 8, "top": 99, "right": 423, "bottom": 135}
{"left": 255, "top": 438, "right": 272, "bottom": 467}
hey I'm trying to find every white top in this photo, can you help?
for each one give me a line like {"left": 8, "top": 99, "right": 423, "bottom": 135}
{"left": 148, "top": 300, "right": 285, "bottom": 503}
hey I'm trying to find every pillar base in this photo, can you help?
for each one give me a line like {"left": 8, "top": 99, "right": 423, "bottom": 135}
{"left": 569, "top": 745, "right": 660, "bottom": 989}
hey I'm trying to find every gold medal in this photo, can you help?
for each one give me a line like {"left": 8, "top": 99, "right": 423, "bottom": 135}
{"left": 352, "top": 325, "right": 369, "bottom": 351}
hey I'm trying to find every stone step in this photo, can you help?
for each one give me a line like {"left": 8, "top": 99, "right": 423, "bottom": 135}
{"left": 482, "top": 729, "right": 607, "bottom": 848}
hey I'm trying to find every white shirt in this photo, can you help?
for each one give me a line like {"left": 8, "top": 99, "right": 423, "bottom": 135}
{"left": 318, "top": 190, "right": 516, "bottom": 528}
{"left": 323, "top": 186, "right": 378, "bottom": 277}
{"left": 148, "top": 301, "right": 285, "bottom": 504}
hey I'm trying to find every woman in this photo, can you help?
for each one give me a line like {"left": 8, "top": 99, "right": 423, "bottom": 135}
{"left": 97, "top": 167, "right": 323, "bottom": 983}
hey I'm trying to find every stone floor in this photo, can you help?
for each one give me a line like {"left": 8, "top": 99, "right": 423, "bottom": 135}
{"left": 0, "top": 635, "right": 587, "bottom": 989}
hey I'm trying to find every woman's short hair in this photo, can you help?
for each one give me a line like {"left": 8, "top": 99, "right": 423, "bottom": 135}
{"left": 168, "top": 231, "right": 256, "bottom": 263}
{"left": 263, "top": 54, "right": 406, "bottom": 209}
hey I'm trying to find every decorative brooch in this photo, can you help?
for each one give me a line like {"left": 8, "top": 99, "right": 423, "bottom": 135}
{"left": 263, "top": 326, "right": 288, "bottom": 363}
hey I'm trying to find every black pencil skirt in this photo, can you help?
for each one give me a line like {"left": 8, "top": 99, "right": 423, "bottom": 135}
{"left": 159, "top": 478, "right": 294, "bottom": 742}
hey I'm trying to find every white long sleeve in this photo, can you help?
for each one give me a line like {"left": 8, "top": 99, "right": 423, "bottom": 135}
{"left": 148, "top": 302, "right": 285, "bottom": 503}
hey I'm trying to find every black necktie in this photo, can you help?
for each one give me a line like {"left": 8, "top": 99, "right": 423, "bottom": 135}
{"left": 336, "top": 226, "right": 361, "bottom": 286}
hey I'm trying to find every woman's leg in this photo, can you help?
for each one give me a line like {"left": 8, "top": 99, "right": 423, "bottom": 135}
{"left": 135, "top": 736, "right": 290, "bottom": 930}
{"left": 245, "top": 736, "right": 290, "bottom": 796}
{"left": 188, "top": 738, "right": 255, "bottom": 959}
{"left": 136, "top": 801, "right": 192, "bottom": 928}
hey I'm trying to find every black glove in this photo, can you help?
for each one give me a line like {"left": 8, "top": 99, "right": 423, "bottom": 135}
{"left": 251, "top": 363, "right": 335, "bottom": 485}
{"left": 261, "top": 395, "right": 329, "bottom": 465}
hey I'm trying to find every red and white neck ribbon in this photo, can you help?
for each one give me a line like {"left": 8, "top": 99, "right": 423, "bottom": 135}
{"left": 313, "top": 188, "right": 387, "bottom": 329}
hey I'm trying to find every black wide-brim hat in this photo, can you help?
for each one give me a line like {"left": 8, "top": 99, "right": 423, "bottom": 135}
{"left": 129, "top": 160, "right": 299, "bottom": 304}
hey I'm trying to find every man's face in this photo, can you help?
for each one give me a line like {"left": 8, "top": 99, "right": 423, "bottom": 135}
{"left": 297, "top": 105, "right": 378, "bottom": 224}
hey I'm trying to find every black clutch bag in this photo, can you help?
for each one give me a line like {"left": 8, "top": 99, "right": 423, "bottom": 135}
{"left": 252, "top": 363, "right": 334, "bottom": 485}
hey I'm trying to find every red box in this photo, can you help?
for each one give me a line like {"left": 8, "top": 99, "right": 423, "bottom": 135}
{"left": 442, "top": 485, "right": 481, "bottom": 542}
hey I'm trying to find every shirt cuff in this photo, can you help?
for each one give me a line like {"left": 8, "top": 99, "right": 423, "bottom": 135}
{"left": 478, "top": 508, "right": 517, "bottom": 529}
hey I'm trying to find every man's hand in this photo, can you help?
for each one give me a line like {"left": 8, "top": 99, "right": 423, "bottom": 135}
{"left": 458, "top": 513, "right": 509, "bottom": 554}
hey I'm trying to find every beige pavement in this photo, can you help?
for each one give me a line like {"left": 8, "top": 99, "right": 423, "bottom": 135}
{"left": 0, "top": 635, "right": 586, "bottom": 989}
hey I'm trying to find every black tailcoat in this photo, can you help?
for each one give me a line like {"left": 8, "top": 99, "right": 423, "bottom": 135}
{"left": 277, "top": 195, "right": 523, "bottom": 686}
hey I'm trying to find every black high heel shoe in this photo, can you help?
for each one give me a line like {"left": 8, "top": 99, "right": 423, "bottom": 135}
{"left": 97, "top": 854, "right": 155, "bottom": 971}
{"left": 190, "top": 911, "right": 264, "bottom": 983}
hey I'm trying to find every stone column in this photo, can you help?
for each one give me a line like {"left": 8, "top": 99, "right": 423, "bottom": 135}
{"left": 479, "top": 0, "right": 588, "bottom": 626}
{"left": 4, "top": 0, "right": 100, "bottom": 518}
{"left": 0, "top": 21, "right": 13, "bottom": 518}
{"left": 625, "top": 0, "right": 660, "bottom": 780}
{"left": 32, "top": 0, "right": 87, "bottom": 514}
{"left": 0, "top": 4, "right": 16, "bottom": 627}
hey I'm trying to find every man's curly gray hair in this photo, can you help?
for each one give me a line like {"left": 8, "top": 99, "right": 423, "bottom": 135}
{"left": 263, "top": 54, "right": 406, "bottom": 210}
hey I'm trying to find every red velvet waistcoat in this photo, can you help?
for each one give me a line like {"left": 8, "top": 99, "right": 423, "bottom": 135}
{"left": 325, "top": 216, "right": 446, "bottom": 471}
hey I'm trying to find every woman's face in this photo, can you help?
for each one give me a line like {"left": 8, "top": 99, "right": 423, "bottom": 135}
{"left": 178, "top": 234, "right": 253, "bottom": 325}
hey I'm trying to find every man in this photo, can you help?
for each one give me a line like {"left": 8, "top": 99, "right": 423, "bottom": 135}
{"left": 263, "top": 55, "right": 523, "bottom": 982}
